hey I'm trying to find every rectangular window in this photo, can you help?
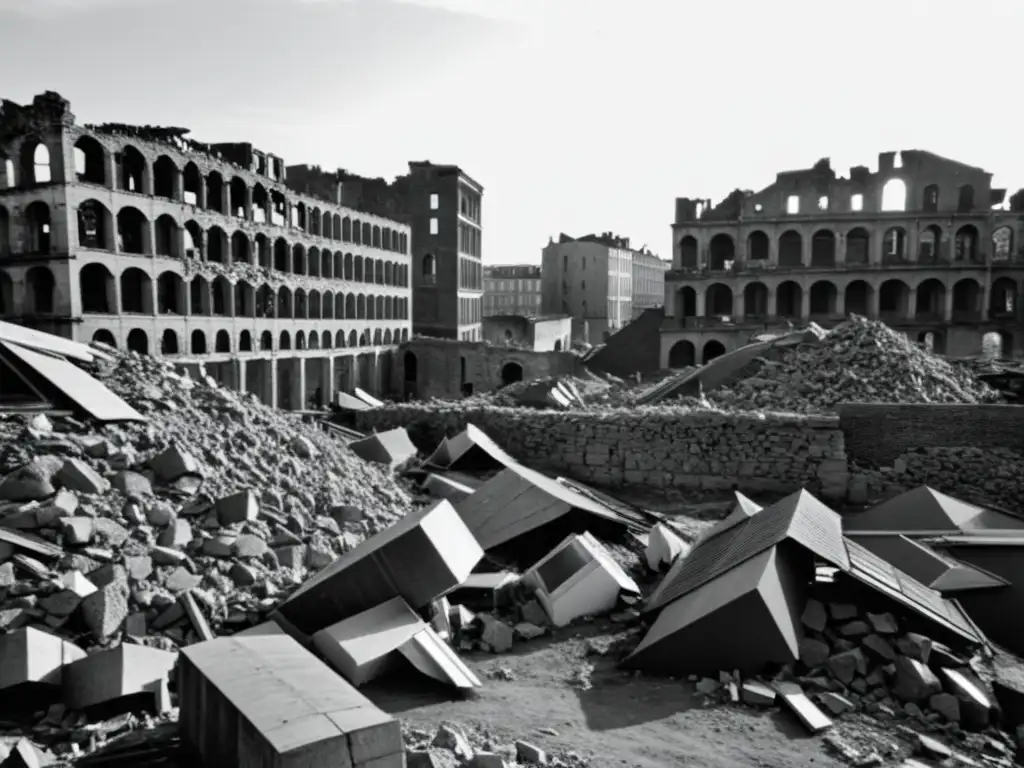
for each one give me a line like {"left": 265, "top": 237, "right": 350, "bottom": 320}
{"left": 430, "top": 218, "right": 438, "bottom": 235}
{"left": 430, "top": 193, "right": 439, "bottom": 210}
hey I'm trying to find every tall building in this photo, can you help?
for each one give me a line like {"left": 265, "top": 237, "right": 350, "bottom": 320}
{"left": 291, "top": 161, "right": 484, "bottom": 341}
{"left": 631, "top": 250, "right": 669, "bottom": 319}
{"left": 484, "top": 264, "right": 541, "bottom": 316}
{"left": 540, "top": 232, "right": 635, "bottom": 343}
{"left": 663, "top": 151, "right": 1024, "bottom": 367}
{"left": 0, "top": 91, "right": 412, "bottom": 409}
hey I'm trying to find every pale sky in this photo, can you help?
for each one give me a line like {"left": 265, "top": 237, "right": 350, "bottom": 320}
{"left": 1, "top": 0, "right": 1021, "bottom": 264}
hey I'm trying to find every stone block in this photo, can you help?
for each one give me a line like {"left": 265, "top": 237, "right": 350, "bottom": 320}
{"left": 178, "top": 635, "right": 403, "bottom": 768}
{"left": 216, "top": 491, "right": 259, "bottom": 526}
{"left": 61, "top": 644, "right": 177, "bottom": 710}
{"left": 149, "top": 445, "right": 199, "bottom": 482}
{"left": 55, "top": 459, "right": 108, "bottom": 495}
{"left": 0, "top": 627, "right": 86, "bottom": 690}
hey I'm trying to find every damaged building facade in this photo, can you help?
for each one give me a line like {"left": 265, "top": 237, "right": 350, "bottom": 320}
{"left": 289, "top": 161, "right": 485, "bottom": 342}
{"left": 664, "top": 151, "right": 1024, "bottom": 366}
{"left": 0, "top": 91, "right": 412, "bottom": 408}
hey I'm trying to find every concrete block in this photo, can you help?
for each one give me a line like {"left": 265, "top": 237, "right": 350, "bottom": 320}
{"left": 61, "top": 644, "right": 178, "bottom": 710}
{"left": 216, "top": 491, "right": 259, "bottom": 525}
{"left": 148, "top": 445, "right": 199, "bottom": 482}
{"left": 178, "top": 634, "right": 403, "bottom": 768}
{"left": 277, "top": 499, "right": 483, "bottom": 635}
{"left": 0, "top": 627, "right": 85, "bottom": 690}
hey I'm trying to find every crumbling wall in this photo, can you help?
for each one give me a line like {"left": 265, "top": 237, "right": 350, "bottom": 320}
{"left": 354, "top": 405, "right": 850, "bottom": 499}
{"left": 837, "top": 403, "right": 1024, "bottom": 466}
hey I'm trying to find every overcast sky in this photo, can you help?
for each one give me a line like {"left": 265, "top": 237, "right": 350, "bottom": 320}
{"left": 1, "top": 0, "right": 1021, "bottom": 264}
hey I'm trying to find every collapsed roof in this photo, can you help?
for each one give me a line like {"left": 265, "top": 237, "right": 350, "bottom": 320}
{"left": 0, "top": 322, "right": 144, "bottom": 423}
{"left": 843, "top": 486, "right": 1024, "bottom": 534}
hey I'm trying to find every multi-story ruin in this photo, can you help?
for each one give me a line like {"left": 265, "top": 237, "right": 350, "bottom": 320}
{"left": 0, "top": 91, "right": 412, "bottom": 409}
{"left": 289, "top": 161, "right": 484, "bottom": 342}
{"left": 663, "top": 151, "right": 1024, "bottom": 366}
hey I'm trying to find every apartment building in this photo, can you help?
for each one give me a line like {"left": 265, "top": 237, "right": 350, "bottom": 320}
{"left": 631, "top": 250, "right": 669, "bottom": 319}
{"left": 483, "top": 264, "right": 541, "bottom": 316}
{"left": 290, "top": 161, "right": 484, "bottom": 341}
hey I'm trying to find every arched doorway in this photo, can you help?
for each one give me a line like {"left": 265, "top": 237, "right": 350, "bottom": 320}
{"left": 91, "top": 329, "right": 116, "bottom": 348}
{"left": 501, "top": 362, "right": 524, "bottom": 386}
{"left": 668, "top": 340, "right": 696, "bottom": 368}
{"left": 702, "top": 340, "right": 726, "bottom": 363}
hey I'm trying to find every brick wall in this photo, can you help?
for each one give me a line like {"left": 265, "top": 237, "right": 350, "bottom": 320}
{"left": 836, "top": 403, "right": 1024, "bottom": 467}
{"left": 354, "top": 404, "right": 850, "bottom": 500}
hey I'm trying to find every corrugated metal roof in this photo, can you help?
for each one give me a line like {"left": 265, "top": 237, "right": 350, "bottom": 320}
{"left": 2, "top": 341, "right": 145, "bottom": 422}
{"left": 646, "top": 490, "right": 849, "bottom": 612}
{"left": 843, "top": 538, "right": 983, "bottom": 644}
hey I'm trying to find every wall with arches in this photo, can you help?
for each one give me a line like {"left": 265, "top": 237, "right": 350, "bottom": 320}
{"left": 395, "top": 338, "right": 581, "bottom": 400}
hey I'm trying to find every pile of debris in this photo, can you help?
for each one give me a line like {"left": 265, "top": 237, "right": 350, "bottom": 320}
{"left": 849, "top": 446, "right": 1024, "bottom": 515}
{"left": 460, "top": 374, "right": 609, "bottom": 410}
{"left": 0, "top": 344, "right": 412, "bottom": 653}
{"left": 708, "top": 315, "right": 1001, "bottom": 412}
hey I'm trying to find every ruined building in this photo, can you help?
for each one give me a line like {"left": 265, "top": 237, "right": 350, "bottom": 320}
{"left": 288, "top": 161, "right": 484, "bottom": 342}
{"left": 664, "top": 152, "right": 1024, "bottom": 366}
{"left": 0, "top": 91, "right": 413, "bottom": 409}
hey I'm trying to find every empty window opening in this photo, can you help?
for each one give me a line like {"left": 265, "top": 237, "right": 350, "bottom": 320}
{"left": 26, "top": 266, "right": 55, "bottom": 314}
{"left": 161, "top": 330, "right": 179, "bottom": 355}
{"left": 25, "top": 201, "right": 51, "bottom": 253}
{"left": 893, "top": 152, "right": 903, "bottom": 169}
{"left": 957, "top": 185, "right": 975, "bottom": 213}
{"left": 429, "top": 218, "right": 438, "bottom": 236}
{"left": 215, "top": 330, "right": 230, "bottom": 353}
{"left": 117, "top": 207, "right": 148, "bottom": 254}
{"left": 786, "top": 195, "right": 800, "bottom": 214}
{"left": 922, "top": 184, "right": 939, "bottom": 212}
{"left": 183, "top": 163, "right": 202, "bottom": 206}
{"left": 79, "top": 263, "right": 114, "bottom": 313}
{"left": 120, "top": 268, "right": 152, "bottom": 314}
{"left": 817, "top": 195, "right": 829, "bottom": 211}
{"left": 153, "top": 156, "right": 178, "bottom": 200}
{"left": 205, "top": 173, "right": 224, "bottom": 213}
{"left": 126, "top": 329, "right": 148, "bottom": 355}
{"left": 881, "top": 179, "right": 907, "bottom": 212}
{"left": 430, "top": 193, "right": 439, "bottom": 210}
{"left": 157, "top": 272, "right": 184, "bottom": 314}
{"left": 28, "top": 143, "right": 52, "bottom": 184}
{"left": 850, "top": 193, "right": 864, "bottom": 211}
{"left": 883, "top": 227, "right": 907, "bottom": 262}
{"left": 422, "top": 253, "right": 436, "bottom": 284}
{"left": 2, "top": 158, "right": 14, "bottom": 188}
{"left": 191, "top": 330, "right": 207, "bottom": 354}
{"left": 754, "top": 203, "right": 763, "bottom": 213}
{"left": 118, "top": 146, "right": 146, "bottom": 192}
{"left": 74, "top": 137, "right": 106, "bottom": 185}
{"left": 993, "top": 226, "right": 1014, "bottom": 260}
{"left": 229, "top": 178, "right": 246, "bottom": 218}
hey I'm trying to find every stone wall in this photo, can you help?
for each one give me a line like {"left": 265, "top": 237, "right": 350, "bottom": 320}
{"left": 354, "top": 404, "right": 850, "bottom": 500}
{"left": 396, "top": 339, "right": 584, "bottom": 401}
{"left": 836, "top": 403, "right": 1024, "bottom": 466}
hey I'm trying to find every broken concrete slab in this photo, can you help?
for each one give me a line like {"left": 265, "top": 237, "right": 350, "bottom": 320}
{"left": 774, "top": 681, "right": 832, "bottom": 733}
{"left": 276, "top": 499, "right": 483, "bottom": 636}
{"left": 520, "top": 532, "right": 640, "bottom": 628}
{"left": 178, "top": 634, "right": 403, "bottom": 768}
{"left": 0, "top": 626, "right": 86, "bottom": 690}
{"left": 313, "top": 596, "right": 481, "bottom": 689}
{"left": 61, "top": 644, "right": 178, "bottom": 711}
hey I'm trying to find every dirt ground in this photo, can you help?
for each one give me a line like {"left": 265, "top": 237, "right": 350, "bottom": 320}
{"left": 364, "top": 620, "right": 906, "bottom": 768}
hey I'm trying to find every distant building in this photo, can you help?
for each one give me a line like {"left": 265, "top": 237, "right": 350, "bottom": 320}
{"left": 663, "top": 150, "right": 1024, "bottom": 367}
{"left": 288, "top": 160, "right": 484, "bottom": 341}
{"left": 482, "top": 314, "right": 572, "bottom": 352}
{"left": 484, "top": 264, "right": 542, "bottom": 317}
{"left": 541, "top": 232, "right": 637, "bottom": 343}
{"left": 632, "top": 251, "right": 670, "bottom": 319}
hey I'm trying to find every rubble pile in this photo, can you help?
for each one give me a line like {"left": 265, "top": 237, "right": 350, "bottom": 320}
{"left": 460, "top": 374, "right": 610, "bottom": 409}
{"left": 689, "top": 599, "right": 1013, "bottom": 762}
{"left": 708, "top": 316, "right": 1001, "bottom": 412}
{"left": 849, "top": 446, "right": 1024, "bottom": 513}
{"left": 0, "top": 346, "right": 412, "bottom": 650}
{"left": 405, "top": 722, "right": 589, "bottom": 767}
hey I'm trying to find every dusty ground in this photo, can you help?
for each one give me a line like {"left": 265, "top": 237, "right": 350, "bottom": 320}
{"left": 364, "top": 620, "right": 910, "bottom": 768}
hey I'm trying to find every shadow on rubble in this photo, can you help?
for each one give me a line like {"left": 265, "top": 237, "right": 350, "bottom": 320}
{"left": 573, "top": 661, "right": 702, "bottom": 731}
